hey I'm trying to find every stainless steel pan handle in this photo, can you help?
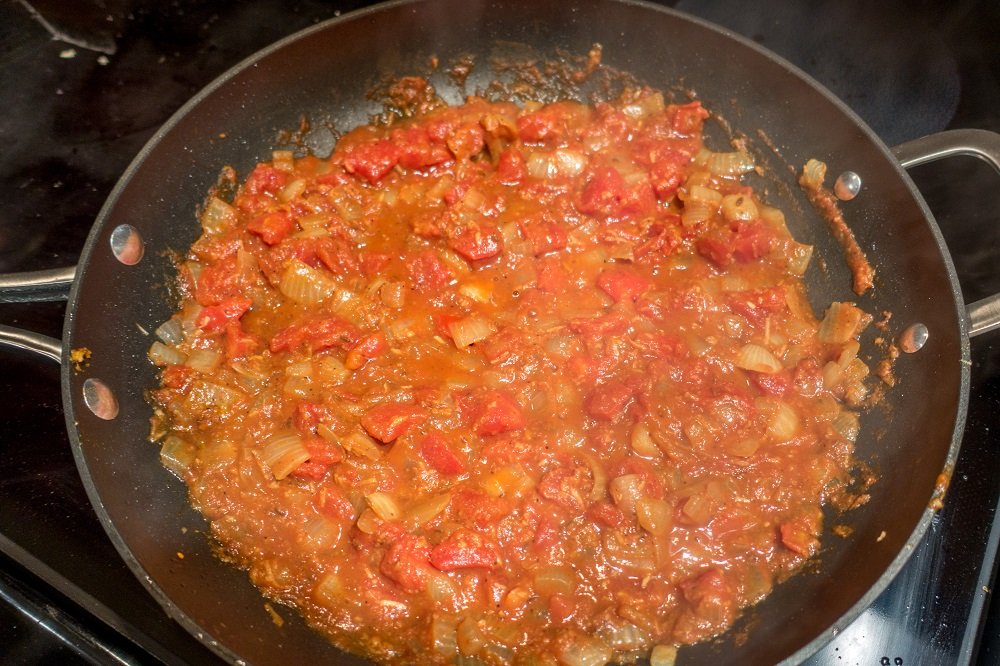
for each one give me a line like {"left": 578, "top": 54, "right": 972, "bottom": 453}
{"left": 893, "top": 129, "right": 1000, "bottom": 338}
{"left": 0, "top": 265, "right": 76, "bottom": 363}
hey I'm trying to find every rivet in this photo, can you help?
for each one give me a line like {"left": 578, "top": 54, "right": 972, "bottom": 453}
{"left": 899, "top": 323, "right": 929, "bottom": 353}
{"left": 110, "top": 224, "right": 145, "bottom": 265}
{"left": 82, "top": 377, "right": 119, "bottom": 420}
{"left": 834, "top": 171, "right": 862, "bottom": 201}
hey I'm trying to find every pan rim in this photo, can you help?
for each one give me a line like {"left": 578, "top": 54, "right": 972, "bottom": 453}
{"left": 58, "top": 0, "right": 973, "bottom": 664}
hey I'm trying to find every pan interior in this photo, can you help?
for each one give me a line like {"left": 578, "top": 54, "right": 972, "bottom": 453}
{"left": 61, "top": 1, "right": 967, "bottom": 663}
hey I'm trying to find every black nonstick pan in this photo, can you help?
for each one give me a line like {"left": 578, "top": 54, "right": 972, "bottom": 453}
{"left": 1, "top": 0, "right": 999, "bottom": 663}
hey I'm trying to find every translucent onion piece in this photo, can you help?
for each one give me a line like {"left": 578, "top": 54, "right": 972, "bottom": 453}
{"left": 313, "top": 572, "right": 344, "bottom": 610}
{"left": 404, "top": 492, "right": 452, "bottom": 529}
{"left": 831, "top": 411, "right": 861, "bottom": 442}
{"left": 148, "top": 341, "right": 186, "bottom": 367}
{"left": 534, "top": 565, "right": 575, "bottom": 596}
{"left": 430, "top": 614, "right": 459, "bottom": 656}
{"left": 271, "top": 149, "right": 295, "bottom": 171}
{"left": 366, "top": 492, "right": 402, "bottom": 521}
{"left": 621, "top": 92, "right": 665, "bottom": 119}
{"left": 785, "top": 241, "right": 814, "bottom": 276}
{"left": 768, "top": 401, "right": 801, "bottom": 442}
{"left": 159, "top": 435, "right": 195, "bottom": 478}
{"left": 482, "top": 464, "right": 533, "bottom": 498}
{"left": 279, "top": 258, "right": 339, "bottom": 305}
{"left": 721, "top": 193, "right": 759, "bottom": 222}
{"left": 734, "top": 343, "right": 782, "bottom": 374}
{"left": 448, "top": 316, "right": 493, "bottom": 349}
{"left": 650, "top": 644, "right": 679, "bottom": 666}
{"left": 316, "top": 356, "right": 349, "bottom": 385}
{"left": 458, "top": 280, "right": 494, "bottom": 304}
{"left": 379, "top": 281, "right": 406, "bottom": 308}
{"left": 706, "top": 151, "right": 755, "bottom": 177}
{"left": 280, "top": 177, "right": 307, "bottom": 203}
{"left": 817, "top": 301, "right": 863, "bottom": 344}
{"left": 801, "top": 158, "right": 827, "bottom": 189}
{"left": 260, "top": 432, "right": 310, "bottom": 480}
{"left": 629, "top": 422, "right": 662, "bottom": 458}
{"left": 680, "top": 198, "right": 718, "bottom": 228}
{"left": 301, "top": 516, "right": 343, "bottom": 549}
{"left": 341, "top": 431, "right": 382, "bottom": 460}
{"left": 601, "top": 621, "right": 648, "bottom": 650}
{"left": 526, "top": 149, "right": 587, "bottom": 179}
{"left": 184, "top": 348, "right": 221, "bottom": 374}
{"left": 610, "top": 474, "right": 645, "bottom": 516}
{"left": 557, "top": 633, "right": 613, "bottom": 666}
{"left": 154, "top": 318, "right": 185, "bottom": 345}
{"left": 636, "top": 497, "right": 673, "bottom": 536}
{"left": 200, "top": 196, "right": 237, "bottom": 235}
{"left": 457, "top": 616, "right": 487, "bottom": 656}
{"left": 201, "top": 439, "right": 237, "bottom": 469}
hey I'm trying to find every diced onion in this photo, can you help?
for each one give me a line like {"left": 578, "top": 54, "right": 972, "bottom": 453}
{"left": 706, "top": 151, "right": 755, "bottom": 177}
{"left": 534, "top": 566, "right": 575, "bottom": 596}
{"left": 621, "top": 92, "right": 665, "bottom": 119}
{"left": 457, "top": 616, "right": 487, "bottom": 656}
{"left": 557, "top": 633, "right": 613, "bottom": 666}
{"left": 380, "top": 281, "right": 406, "bottom": 308}
{"left": 200, "top": 196, "right": 237, "bottom": 235}
{"left": 313, "top": 572, "right": 344, "bottom": 610}
{"left": 148, "top": 341, "right": 186, "bottom": 367}
{"left": 458, "top": 280, "right": 494, "bottom": 304}
{"left": 801, "top": 158, "right": 827, "bottom": 189}
{"left": 768, "top": 401, "right": 801, "bottom": 442}
{"left": 726, "top": 438, "right": 761, "bottom": 457}
{"left": 817, "top": 302, "right": 863, "bottom": 344}
{"left": 404, "top": 493, "right": 452, "bottom": 529}
{"left": 831, "top": 411, "right": 861, "bottom": 442}
{"left": 526, "top": 149, "right": 587, "bottom": 179}
{"left": 301, "top": 516, "right": 343, "bottom": 549}
{"left": 482, "top": 464, "right": 533, "bottom": 498}
{"left": 366, "top": 492, "right": 401, "bottom": 521}
{"left": 184, "top": 348, "right": 221, "bottom": 374}
{"left": 734, "top": 343, "right": 782, "bottom": 374}
{"left": 601, "top": 621, "right": 648, "bottom": 650}
{"left": 650, "top": 644, "right": 679, "bottom": 666}
{"left": 159, "top": 435, "right": 195, "bottom": 478}
{"left": 279, "top": 258, "right": 339, "bottom": 305}
{"left": 680, "top": 197, "right": 719, "bottom": 228}
{"left": 316, "top": 356, "right": 349, "bottom": 385}
{"left": 200, "top": 439, "right": 237, "bottom": 468}
{"left": 610, "top": 474, "right": 645, "bottom": 516}
{"left": 260, "top": 431, "right": 310, "bottom": 480}
{"left": 448, "top": 316, "right": 493, "bottom": 349}
{"left": 280, "top": 177, "right": 307, "bottom": 203}
{"left": 721, "top": 193, "right": 759, "bottom": 222}
{"left": 779, "top": 241, "right": 811, "bottom": 277}
{"left": 155, "top": 318, "right": 185, "bottom": 345}
{"left": 636, "top": 497, "right": 673, "bottom": 536}
{"left": 430, "top": 614, "right": 459, "bottom": 656}
{"left": 342, "top": 430, "right": 382, "bottom": 460}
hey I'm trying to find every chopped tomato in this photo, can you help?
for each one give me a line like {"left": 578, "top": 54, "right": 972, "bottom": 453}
{"left": 464, "top": 390, "right": 526, "bottom": 436}
{"left": 749, "top": 369, "right": 792, "bottom": 396}
{"left": 223, "top": 321, "right": 260, "bottom": 359}
{"left": 361, "top": 251, "right": 392, "bottom": 277}
{"left": 448, "top": 225, "right": 503, "bottom": 262}
{"left": 312, "top": 486, "right": 355, "bottom": 521}
{"left": 247, "top": 211, "right": 295, "bottom": 245}
{"left": 519, "top": 218, "right": 568, "bottom": 256}
{"left": 343, "top": 139, "right": 400, "bottom": 184}
{"left": 243, "top": 164, "right": 289, "bottom": 196}
{"left": 727, "top": 287, "right": 786, "bottom": 326}
{"left": 406, "top": 250, "right": 452, "bottom": 292}
{"left": 697, "top": 220, "right": 777, "bottom": 267}
{"left": 289, "top": 461, "right": 329, "bottom": 481}
{"left": 585, "top": 381, "right": 635, "bottom": 422}
{"left": 294, "top": 402, "right": 334, "bottom": 435}
{"left": 391, "top": 126, "right": 451, "bottom": 170}
{"left": 160, "top": 364, "right": 194, "bottom": 391}
{"left": 419, "top": 433, "right": 465, "bottom": 475}
{"left": 345, "top": 332, "right": 387, "bottom": 370}
{"left": 596, "top": 266, "right": 653, "bottom": 303}
{"left": 195, "top": 255, "right": 242, "bottom": 306}
{"left": 535, "top": 257, "right": 568, "bottom": 293}
{"left": 381, "top": 534, "right": 433, "bottom": 593}
{"left": 495, "top": 149, "right": 526, "bottom": 185}
{"left": 315, "top": 237, "right": 361, "bottom": 277}
{"left": 196, "top": 297, "right": 253, "bottom": 334}
{"left": 586, "top": 501, "right": 628, "bottom": 528}
{"left": 445, "top": 123, "right": 486, "bottom": 160}
{"left": 361, "top": 403, "right": 428, "bottom": 443}
{"left": 577, "top": 165, "right": 656, "bottom": 221}
{"left": 668, "top": 101, "right": 710, "bottom": 135}
{"left": 269, "top": 317, "right": 360, "bottom": 354}
{"left": 429, "top": 529, "right": 500, "bottom": 571}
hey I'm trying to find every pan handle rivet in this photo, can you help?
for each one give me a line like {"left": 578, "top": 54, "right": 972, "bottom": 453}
{"left": 82, "top": 378, "right": 119, "bottom": 420}
{"left": 834, "top": 171, "right": 862, "bottom": 201}
{"left": 899, "top": 323, "right": 929, "bottom": 353}
{"left": 110, "top": 224, "right": 145, "bottom": 265}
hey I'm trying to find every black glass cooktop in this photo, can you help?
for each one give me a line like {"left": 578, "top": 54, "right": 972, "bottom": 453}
{"left": 1, "top": 1, "right": 999, "bottom": 664}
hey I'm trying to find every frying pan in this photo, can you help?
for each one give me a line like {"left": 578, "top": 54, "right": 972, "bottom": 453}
{"left": 2, "top": 0, "right": 1000, "bottom": 663}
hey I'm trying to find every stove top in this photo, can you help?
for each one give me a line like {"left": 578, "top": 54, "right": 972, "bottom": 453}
{"left": 1, "top": 1, "right": 999, "bottom": 664}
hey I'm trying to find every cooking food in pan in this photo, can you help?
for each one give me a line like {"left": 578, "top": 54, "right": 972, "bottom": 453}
{"left": 147, "top": 79, "right": 874, "bottom": 664}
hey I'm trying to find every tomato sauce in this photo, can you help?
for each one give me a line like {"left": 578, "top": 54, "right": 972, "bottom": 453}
{"left": 149, "top": 86, "right": 872, "bottom": 664}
